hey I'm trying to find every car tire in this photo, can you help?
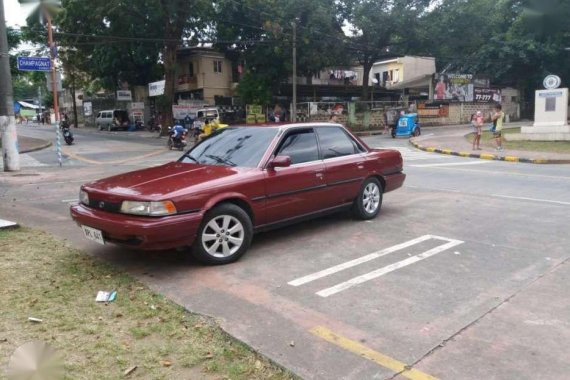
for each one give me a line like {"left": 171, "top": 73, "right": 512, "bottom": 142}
{"left": 352, "top": 177, "right": 383, "bottom": 220}
{"left": 192, "top": 203, "right": 253, "bottom": 265}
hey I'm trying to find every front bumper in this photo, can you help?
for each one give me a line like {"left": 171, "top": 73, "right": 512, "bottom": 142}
{"left": 70, "top": 204, "right": 203, "bottom": 250}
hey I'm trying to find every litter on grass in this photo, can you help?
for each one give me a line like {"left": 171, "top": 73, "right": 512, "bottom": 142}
{"left": 95, "top": 291, "right": 117, "bottom": 302}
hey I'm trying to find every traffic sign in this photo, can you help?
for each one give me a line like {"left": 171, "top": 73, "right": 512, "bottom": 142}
{"left": 17, "top": 57, "right": 52, "bottom": 72}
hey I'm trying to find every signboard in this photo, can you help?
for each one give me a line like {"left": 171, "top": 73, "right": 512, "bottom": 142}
{"left": 246, "top": 104, "right": 265, "bottom": 124}
{"left": 538, "top": 91, "right": 564, "bottom": 98}
{"left": 433, "top": 73, "right": 474, "bottom": 102}
{"left": 45, "top": 71, "right": 63, "bottom": 92}
{"left": 17, "top": 56, "right": 51, "bottom": 72}
{"left": 418, "top": 103, "right": 449, "bottom": 118}
{"left": 474, "top": 88, "right": 502, "bottom": 103}
{"left": 116, "top": 90, "right": 132, "bottom": 101}
{"left": 130, "top": 102, "right": 145, "bottom": 110}
{"left": 148, "top": 80, "right": 165, "bottom": 97}
{"left": 83, "top": 101, "right": 93, "bottom": 117}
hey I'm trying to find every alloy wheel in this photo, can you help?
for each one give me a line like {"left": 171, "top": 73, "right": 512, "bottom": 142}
{"left": 201, "top": 215, "right": 245, "bottom": 258}
{"left": 363, "top": 183, "right": 380, "bottom": 214}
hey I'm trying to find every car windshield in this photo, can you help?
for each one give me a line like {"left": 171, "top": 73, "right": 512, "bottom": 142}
{"left": 179, "top": 127, "right": 278, "bottom": 168}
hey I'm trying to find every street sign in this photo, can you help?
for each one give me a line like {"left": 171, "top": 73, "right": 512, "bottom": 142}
{"left": 45, "top": 72, "right": 63, "bottom": 92}
{"left": 17, "top": 57, "right": 52, "bottom": 72}
{"left": 116, "top": 90, "right": 132, "bottom": 101}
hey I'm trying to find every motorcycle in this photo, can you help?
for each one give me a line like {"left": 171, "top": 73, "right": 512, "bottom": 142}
{"left": 60, "top": 121, "right": 74, "bottom": 145}
{"left": 167, "top": 126, "right": 188, "bottom": 151}
{"left": 147, "top": 117, "right": 161, "bottom": 133}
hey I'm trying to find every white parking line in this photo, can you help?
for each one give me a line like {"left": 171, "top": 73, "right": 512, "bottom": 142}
{"left": 316, "top": 238, "right": 464, "bottom": 297}
{"left": 289, "top": 235, "right": 464, "bottom": 297}
{"left": 492, "top": 194, "right": 570, "bottom": 206}
{"left": 288, "top": 235, "right": 433, "bottom": 286}
{"left": 410, "top": 161, "right": 491, "bottom": 168}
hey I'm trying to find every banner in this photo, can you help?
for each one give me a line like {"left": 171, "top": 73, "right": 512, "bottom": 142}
{"left": 434, "top": 73, "right": 474, "bottom": 102}
{"left": 246, "top": 105, "right": 265, "bottom": 124}
{"left": 474, "top": 88, "right": 502, "bottom": 103}
{"left": 418, "top": 103, "right": 449, "bottom": 118}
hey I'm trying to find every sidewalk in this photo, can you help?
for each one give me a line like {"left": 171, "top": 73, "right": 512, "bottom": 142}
{"left": 410, "top": 124, "right": 570, "bottom": 164}
{"left": 15, "top": 135, "right": 52, "bottom": 153}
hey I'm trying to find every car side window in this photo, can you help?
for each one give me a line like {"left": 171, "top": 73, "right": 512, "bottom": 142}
{"left": 96, "top": 112, "right": 101, "bottom": 118}
{"left": 316, "top": 127, "right": 361, "bottom": 159}
{"left": 276, "top": 129, "right": 319, "bottom": 165}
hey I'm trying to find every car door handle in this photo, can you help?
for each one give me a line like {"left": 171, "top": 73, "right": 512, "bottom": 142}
{"left": 355, "top": 162, "right": 365, "bottom": 169}
{"left": 313, "top": 170, "right": 324, "bottom": 179}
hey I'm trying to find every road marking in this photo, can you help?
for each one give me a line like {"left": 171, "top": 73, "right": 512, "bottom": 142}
{"left": 378, "top": 146, "right": 450, "bottom": 161}
{"left": 289, "top": 235, "right": 464, "bottom": 297}
{"left": 310, "top": 326, "right": 439, "bottom": 380}
{"left": 62, "top": 148, "right": 167, "bottom": 165}
{"left": 493, "top": 194, "right": 570, "bottom": 206}
{"left": 61, "top": 198, "right": 79, "bottom": 204}
{"left": 289, "top": 235, "right": 434, "bottom": 287}
{"left": 18, "top": 154, "right": 48, "bottom": 167}
{"left": 410, "top": 161, "right": 491, "bottom": 168}
{"left": 317, "top": 238, "right": 463, "bottom": 297}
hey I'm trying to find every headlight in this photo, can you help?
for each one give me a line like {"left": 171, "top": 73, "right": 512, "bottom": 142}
{"left": 79, "top": 190, "right": 89, "bottom": 205}
{"left": 120, "top": 201, "right": 177, "bottom": 216}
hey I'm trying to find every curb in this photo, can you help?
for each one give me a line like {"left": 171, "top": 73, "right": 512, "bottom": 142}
{"left": 409, "top": 140, "right": 570, "bottom": 165}
{"left": 20, "top": 141, "right": 52, "bottom": 154}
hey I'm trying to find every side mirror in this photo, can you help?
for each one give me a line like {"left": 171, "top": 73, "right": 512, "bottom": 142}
{"left": 268, "top": 155, "right": 292, "bottom": 169}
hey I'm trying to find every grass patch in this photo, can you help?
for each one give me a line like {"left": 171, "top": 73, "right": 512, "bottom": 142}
{"left": 467, "top": 127, "right": 570, "bottom": 153}
{"left": 0, "top": 228, "right": 296, "bottom": 380}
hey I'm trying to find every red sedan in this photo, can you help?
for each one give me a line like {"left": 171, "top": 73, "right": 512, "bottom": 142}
{"left": 71, "top": 123, "right": 405, "bottom": 264}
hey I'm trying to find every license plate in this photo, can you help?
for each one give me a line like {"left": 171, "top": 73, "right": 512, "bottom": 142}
{"left": 82, "top": 225, "right": 105, "bottom": 245}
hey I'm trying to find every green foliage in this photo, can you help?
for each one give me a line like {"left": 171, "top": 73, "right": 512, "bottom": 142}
{"left": 236, "top": 72, "right": 274, "bottom": 105}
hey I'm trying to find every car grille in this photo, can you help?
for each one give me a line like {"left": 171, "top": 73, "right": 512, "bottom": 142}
{"left": 87, "top": 199, "right": 122, "bottom": 213}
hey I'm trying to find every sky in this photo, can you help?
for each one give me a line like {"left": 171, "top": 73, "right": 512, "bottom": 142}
{"left": 4, "top": 0, "right": 31, "bottom": 27}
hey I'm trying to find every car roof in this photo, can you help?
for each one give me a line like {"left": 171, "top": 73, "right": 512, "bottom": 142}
{"left": 232, "top": 122, "right": 344, "bottom": 130}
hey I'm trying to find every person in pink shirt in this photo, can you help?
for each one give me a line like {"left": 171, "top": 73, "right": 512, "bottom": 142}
{"left": 472, "top": 111, "right": 484, "bottom": 150}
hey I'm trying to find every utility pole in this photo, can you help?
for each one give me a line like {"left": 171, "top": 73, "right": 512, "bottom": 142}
{"left": 291, "top": 21, "right": 297, "bottom": 122}
{"left": 0, "top": 0, "right": 20, "bottom": 171}
{"left": 45, "top": 10, "right": 59, "bottom": 122}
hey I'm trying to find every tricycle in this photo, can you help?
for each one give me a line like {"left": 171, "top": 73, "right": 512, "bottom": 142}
{"left": 392, "top": 113, "right": 421, "bottom": 138}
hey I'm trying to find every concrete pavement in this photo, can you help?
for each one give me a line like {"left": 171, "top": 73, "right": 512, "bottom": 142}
{"left": 410, "top": 123, "right": 570, "bottom": 164}
{"left": 2, "top": 124, "right": 570, "bottom": 379}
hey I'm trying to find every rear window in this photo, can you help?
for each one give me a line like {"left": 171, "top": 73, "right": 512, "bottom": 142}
{"left": 180, "top": 127, "right": 278, "bottom": 168}
{"left": 316, "top": 127, "right": 363, "bottom": 159}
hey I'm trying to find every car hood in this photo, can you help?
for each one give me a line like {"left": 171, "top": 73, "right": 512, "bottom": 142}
{"left": 84, "top": 162, "right": 245, "bottom": 199}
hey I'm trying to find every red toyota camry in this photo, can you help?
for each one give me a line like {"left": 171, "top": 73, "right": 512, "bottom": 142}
{"left": 70, "top": 123, "right": 405, "bottom": 264}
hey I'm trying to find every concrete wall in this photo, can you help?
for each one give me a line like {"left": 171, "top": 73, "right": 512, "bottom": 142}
{"left": 370, "top": 56, "right": 436, "bottom": 86}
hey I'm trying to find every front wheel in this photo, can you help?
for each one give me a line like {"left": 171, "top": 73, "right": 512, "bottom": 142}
{"left": 192, "top": 203, "right": 253, "bottom": 265}
{"left": 352, "top": 178, "right": 383, "bottom": 220}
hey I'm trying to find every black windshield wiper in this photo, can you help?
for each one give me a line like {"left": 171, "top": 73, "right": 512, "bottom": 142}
{"left": 205, "top": 154, "right": 236, "bottom": 167}
{"left": 182, "top": 153, "right": 199, "bottom": 163}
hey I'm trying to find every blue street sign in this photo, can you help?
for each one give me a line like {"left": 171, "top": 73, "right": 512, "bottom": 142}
{"left": 17, "top": 57, "right": 52, "bottom": 72}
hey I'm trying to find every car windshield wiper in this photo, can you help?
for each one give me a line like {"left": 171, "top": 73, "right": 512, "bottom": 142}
{"left": 205, "top": 154, "right": 236, "bottom": 167}
{"left": 182, "top": 153, "right": 199, "bottom": 163}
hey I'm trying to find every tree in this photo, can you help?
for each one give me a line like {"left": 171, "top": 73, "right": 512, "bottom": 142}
{"left": 214, "top": 0, "right": 349, "bottom": 103}
{"left": 343, "top": 0, "right": 431, "bottom": 100}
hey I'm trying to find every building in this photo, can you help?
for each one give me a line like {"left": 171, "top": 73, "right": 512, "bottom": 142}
{"left": 370, "top": 56, "right": 436, "bottom": 88}
{"left": 175, "top": 47, "right": 233, "bottom": 104}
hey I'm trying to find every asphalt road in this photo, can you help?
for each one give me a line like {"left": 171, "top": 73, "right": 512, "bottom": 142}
{"left": 2, "top": 124, "right": 570, "bottom": 380}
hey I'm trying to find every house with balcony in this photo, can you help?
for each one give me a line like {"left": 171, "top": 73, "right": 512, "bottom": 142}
{"left": 370, "top": 56, "right": 436, "bottom": 89}
{"left": 175, "top": 47, "right": 233, "bottom": 104}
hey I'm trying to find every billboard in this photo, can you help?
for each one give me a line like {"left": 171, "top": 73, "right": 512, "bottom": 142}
{"left": 434, "top": 73, "right": 474, "bottom": 102}
{"left": 474, "top": 88, "right": 502, "bottom": 103}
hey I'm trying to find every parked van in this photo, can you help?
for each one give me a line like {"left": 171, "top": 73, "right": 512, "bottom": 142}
{"left": 96, "top": 109, "right": 130, "bottom": 131}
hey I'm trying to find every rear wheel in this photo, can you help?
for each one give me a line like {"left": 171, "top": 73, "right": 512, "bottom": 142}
{"left": 352, "top": 178, "right": 383, "bottom": 220}
{"left": 192, "top": 204, "right": 253, "bottom": 265}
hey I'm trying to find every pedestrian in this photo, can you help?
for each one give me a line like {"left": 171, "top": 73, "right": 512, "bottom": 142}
{"left": 492, "top": 104, "right": 505, "bottom": 151}
{"left": 472, "top": 111, "right": 483, "bottom": 150}
{"left": 329, "top": 114, "right": 339, "bottom": 123}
